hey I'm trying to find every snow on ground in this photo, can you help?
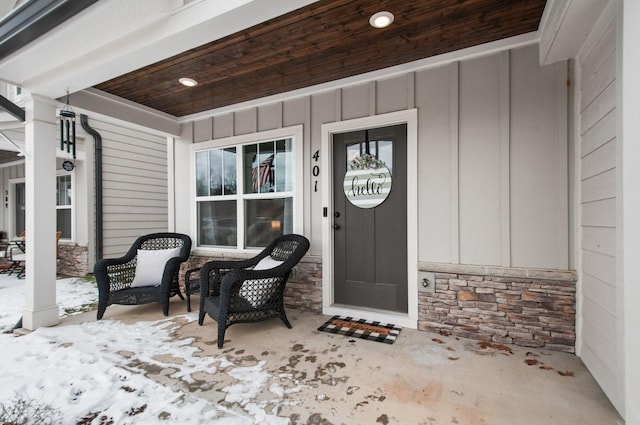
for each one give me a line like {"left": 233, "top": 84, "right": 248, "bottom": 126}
{"left": 0, "top": 276, "right": 295, "bottom": 424}
{"left": 0, "top": 275, "right": 98, "bottom": 332}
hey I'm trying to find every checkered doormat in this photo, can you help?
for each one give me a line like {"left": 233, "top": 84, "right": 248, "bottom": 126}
{"left": 317, "top": 315, "right": 402, "bottom": 344}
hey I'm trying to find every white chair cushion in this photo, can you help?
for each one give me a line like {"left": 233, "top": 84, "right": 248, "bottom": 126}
{"left": 240, "top": 256, "right": 285, "bottom": 307}
{"left": 253, "top": 256, "right": 284, "bottom": 270}
{"left": 130, "top": 247, "right": 181, "bottom": 287}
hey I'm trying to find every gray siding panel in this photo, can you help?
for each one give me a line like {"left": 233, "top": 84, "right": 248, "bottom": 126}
{"left": 181, "top": 44, "right": 568, "bottom": 269}
{"left": 415, "top": 64, "right": 454, "bottom": 264}
{"left": 458, "top": 54, "right": 502, "bottom": 266}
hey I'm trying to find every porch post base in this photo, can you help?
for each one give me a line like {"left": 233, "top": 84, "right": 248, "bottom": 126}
{"left": 22, "top": 305, "right": 60, "bottom": 330}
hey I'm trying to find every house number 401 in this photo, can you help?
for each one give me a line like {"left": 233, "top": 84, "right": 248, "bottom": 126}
{"left": 312, "top": 150, "right": 320, "bottom": 192}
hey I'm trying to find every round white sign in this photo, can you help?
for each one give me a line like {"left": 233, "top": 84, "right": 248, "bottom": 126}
{"left": 343, "top": 160, "right": 392, "bottom": 209}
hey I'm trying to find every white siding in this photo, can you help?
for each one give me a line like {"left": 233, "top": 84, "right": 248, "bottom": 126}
{"left": 87, "top": 119, "right": 169, "bottom": 257}
{"left": 575, "top": 8, "right": 622, "bottom": 412}
{"left": 178, "top": 44, "right": 569, "bottom": 269}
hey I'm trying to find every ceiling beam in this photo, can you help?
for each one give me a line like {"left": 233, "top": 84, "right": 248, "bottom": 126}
{"left": 0, "top": 94, "right": 24, "bottom": 121}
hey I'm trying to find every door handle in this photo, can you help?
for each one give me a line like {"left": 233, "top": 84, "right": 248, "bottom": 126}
{"left": 333, "top": 224, "right": 341, "bottom": 230}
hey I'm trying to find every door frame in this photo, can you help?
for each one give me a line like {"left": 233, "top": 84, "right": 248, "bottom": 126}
{"left": 9, "top": 177, "right": 25, "bottom": 239}
{"left": 321, "top": 109, "right": 418, "bottom": 328}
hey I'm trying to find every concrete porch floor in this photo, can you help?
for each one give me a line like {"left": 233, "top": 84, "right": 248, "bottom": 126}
{"left": 62, "top": 296, "right": 622, "bottom": 425}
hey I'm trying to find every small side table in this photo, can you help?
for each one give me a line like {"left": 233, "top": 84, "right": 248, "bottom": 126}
{"left": 184, "top": 267, "right": 201, "bottom": 312}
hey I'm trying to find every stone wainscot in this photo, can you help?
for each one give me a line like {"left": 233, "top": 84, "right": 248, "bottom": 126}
{"left": 418, "top": 263, "right": 576, "bottom": 353}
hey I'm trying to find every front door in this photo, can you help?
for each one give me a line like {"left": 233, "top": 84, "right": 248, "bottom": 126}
{"left": 332, "top": 124, "right": 407, "bottom": 313}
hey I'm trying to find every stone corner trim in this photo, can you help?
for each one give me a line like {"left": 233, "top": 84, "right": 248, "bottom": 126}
{"left": 417, "top": 263, "right": 576, "bottom": 353}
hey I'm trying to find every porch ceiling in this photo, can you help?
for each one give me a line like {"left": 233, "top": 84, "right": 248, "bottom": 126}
{"left": 93, "top": 0, "right": 547, "bottom": 118}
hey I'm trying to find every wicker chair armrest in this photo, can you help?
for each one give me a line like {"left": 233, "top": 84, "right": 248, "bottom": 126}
{"left": 185, "top": 267, "right": 201, "bottom": 281}
{"left": 95, "top": 258, "right": 137, "bottom": 291}
{"left": 158, "top": 256, "right": 183, "bottom": 290}
{"left": 199, "top": 261, "right": 242, "bottom": 297}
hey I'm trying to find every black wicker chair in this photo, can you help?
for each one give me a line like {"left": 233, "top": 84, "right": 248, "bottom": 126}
{"left": 198, "top": 234, "right": 310, "bottom": 348}
{"left": 95, "top": 232, "right": 192, "bottom": 320}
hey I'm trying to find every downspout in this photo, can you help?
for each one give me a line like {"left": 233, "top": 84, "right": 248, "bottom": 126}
{"left": 80, "top": 114, "right": 103, "bottom": 261}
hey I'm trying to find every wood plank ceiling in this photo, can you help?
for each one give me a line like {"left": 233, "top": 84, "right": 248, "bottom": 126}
{"left": 95, "top": 0, "right": 547, "bottom": 118}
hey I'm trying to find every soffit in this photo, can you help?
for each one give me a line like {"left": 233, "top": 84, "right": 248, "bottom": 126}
{"left": 94, "top": 0, "right": 548, "bottom": 118}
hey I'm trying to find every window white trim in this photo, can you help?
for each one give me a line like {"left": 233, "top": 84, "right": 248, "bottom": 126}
{"left": 55, "top": 171, "right": 74, "bottom": 241}
{"left": 190, "top": 125, "right": 304, "bottom": 253}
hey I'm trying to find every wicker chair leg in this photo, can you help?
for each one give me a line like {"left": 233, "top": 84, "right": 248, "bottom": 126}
{"left": 97, "top": 304, "right": 107, "bottom": 320}
{"left": 198, "top": 311, "right": 206, "bottom": 325}
{"left": 280, "top": 311, "right": 292, "bottom": 329}
{"left": 217, "top": 324, "right": 226, "bottom": 349}
{"left": 162, "top": 303, "right": 169, "bottom": 316}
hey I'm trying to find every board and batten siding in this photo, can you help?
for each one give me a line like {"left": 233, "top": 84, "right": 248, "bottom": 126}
{"left": 179, "top": 43, "right": 569, "bottom": 272}
{"left": 575, "top": 7, "right": 622, "bottom": 413}
{"left": 88, "top": 118, "right": 170, "bottom": 257}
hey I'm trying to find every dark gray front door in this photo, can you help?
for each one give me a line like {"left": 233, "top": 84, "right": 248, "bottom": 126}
{"left": 333, "top": 124, "right": 408, "bottom": 313}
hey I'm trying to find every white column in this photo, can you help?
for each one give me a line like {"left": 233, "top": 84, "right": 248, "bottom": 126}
{"left": 22, "top": 94, "right": 59, "bottom": 330}
{"left": 621, "top": 0, "right": 640, "bottom": 422}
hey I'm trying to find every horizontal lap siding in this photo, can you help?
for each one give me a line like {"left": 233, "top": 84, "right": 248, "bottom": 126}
{"left": 92, "top": 119, "right": 168, "bottom": 258}
{"left": 577, "top": 13, "right": 621, "bottom": 411}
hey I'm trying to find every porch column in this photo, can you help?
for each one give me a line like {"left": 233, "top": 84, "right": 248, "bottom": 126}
{"left": 22, "top": 94, "right": 59, "bottom": 330}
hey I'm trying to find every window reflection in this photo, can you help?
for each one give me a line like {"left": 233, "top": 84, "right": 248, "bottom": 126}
{"left": 245, "top": 198, "right": 292, "bottom": 248}
{"left": 198, "top": 201, "right": 237, "bottom": 247}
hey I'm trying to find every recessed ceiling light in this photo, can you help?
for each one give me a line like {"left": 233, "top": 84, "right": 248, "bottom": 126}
{"left": 179, "top": 77, "right": 198, "bottom": 87}
{"left": 369, "top": 11, "right": 394, "bottom": 29}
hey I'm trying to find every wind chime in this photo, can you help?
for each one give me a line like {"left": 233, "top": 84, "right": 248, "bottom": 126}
{"left": 59, "top": 91, "right": 76, "bottom": 160}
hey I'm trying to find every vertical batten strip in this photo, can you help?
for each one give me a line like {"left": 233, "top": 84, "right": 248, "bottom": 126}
{"left": 407, "top": 72, "right": 416, "bottom": 109}
{"left": 305, "top": 96, "right": 313, "bottom": 245}
{"left": 369, "top": 81, "right": 377, "bottom": 116}
{"left": 499, "top": 51, "right": 511, "bottom": 267}
{"left": 167, "top": 136, "right": 175, "bottom": 232}
{"left": 449, "top": 62, "right": 460, "bottom": 264}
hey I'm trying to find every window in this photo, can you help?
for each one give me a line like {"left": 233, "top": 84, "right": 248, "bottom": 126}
{"left": 194, "top": 128, "right": 302, "bottom": 250}
{"left": 56, "top": 174, "right": 72, "bottom": 239}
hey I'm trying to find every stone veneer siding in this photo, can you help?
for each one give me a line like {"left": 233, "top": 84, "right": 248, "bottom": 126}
{"left": 58, "top": 244, "right": 90, "bottom": 277}
{"left": 418, "top": 263, "right": 577, "bottom": 353}
{"left": 181, "top": 254, "right": 323, "bottom": 313}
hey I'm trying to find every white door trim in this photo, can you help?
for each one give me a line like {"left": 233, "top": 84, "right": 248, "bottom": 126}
{"left": 321, "top": 109, "right": 418, "bottom": 329}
